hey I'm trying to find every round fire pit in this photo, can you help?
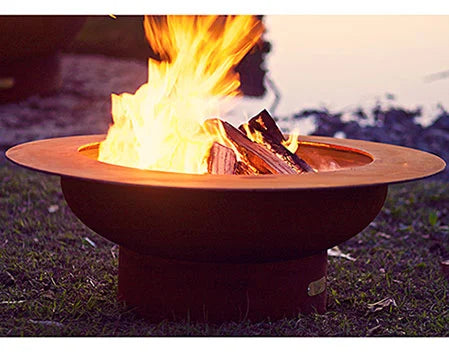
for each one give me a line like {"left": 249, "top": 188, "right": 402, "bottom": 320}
{"left": 6, "top": 134, "right": 445, "bottom": 322}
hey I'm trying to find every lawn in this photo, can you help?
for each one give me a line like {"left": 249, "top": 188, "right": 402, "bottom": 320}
{"left": 0, "top": 161, "right": 448, "bottom": 336}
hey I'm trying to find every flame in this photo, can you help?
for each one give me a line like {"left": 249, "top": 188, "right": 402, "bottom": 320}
{"left": 98, "top": 15, "right": 264, "bottom": 174}
{"left": 283, "top": 130, "right": 299, "bottom": 154}
{"left": 242, "top": 123, "right": 300, "bottom": 154}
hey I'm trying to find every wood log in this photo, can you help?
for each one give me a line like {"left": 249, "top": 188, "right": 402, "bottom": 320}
{"left": 235, "top": 161, "right": 259, "bottom": 175}
{"left": 207, "top": 142, "right": 237, "bottom": 175}
{"left": 243, "top": 109, "right": 286, "bottom": 143}
{"left": 240, "top": 109, "right": 314, "bottom": 173}
{"left": 204, "top": 119, "right": 299, "bottom": 175}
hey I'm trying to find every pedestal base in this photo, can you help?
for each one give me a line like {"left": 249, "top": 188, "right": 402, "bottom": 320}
{"left": 118, "top": 247, "right": 328, "bottom": 322}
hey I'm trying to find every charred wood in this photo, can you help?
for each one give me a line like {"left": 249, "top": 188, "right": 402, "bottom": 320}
{"left": 240, "top": 109, "right": 314, "bottom": 173}
{"left": 243, "top": 109, "right": 285, "bottom": 143}
{"left": 235, "top": 161, "right": 259, "bottom": 175}
{"left": 204, "top": 118, "right": 298, "bottom": 175}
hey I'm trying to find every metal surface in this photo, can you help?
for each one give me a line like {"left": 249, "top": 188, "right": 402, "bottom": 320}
{"left": 5, "top": 134, "right": 445, "bottom": 262}
{"left": 5, "top": 134, "right": 446, "bottom": 190}
{"left": 118, "top": 247, "right": 328, "bottom": 322}
{"left": 59, "top": 176, "right": 388, "bottom": 262}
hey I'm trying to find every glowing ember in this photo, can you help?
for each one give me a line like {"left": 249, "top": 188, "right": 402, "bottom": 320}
{"left": 98, "top": 15, "right": 264, "bottom": 174}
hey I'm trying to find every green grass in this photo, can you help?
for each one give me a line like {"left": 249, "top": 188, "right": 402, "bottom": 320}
{"left": 0, "top": 162, "right": 448, "bottom": 336}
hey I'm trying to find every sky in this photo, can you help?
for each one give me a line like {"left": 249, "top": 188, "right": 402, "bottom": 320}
{"left": 239, "top": 15, "right": 449, "bottom": 125}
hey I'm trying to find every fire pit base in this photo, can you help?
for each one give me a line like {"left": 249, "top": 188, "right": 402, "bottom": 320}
{"left": 118, "top": 247, "right": 327, "bottom": 322}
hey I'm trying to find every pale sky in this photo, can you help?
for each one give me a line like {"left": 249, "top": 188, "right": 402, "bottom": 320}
{"left": 261, "top": 15, "right": 449, "bottom": 120}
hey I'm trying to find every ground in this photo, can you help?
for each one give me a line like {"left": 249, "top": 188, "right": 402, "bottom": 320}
{"left": 0, "top": 162, "right": 448, "bottom": 336}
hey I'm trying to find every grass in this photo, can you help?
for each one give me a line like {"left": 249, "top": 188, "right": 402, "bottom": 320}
{"left": 0, "top": 161, "right": 448, "bottom": 336}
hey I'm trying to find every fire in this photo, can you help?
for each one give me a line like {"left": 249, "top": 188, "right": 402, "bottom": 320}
{"left": 242, "top": 123, "right": 300, "bottom": 154}
{"left": 283, "top": 131, "right": 300, "bottom": 154}
{"left": 98, "top": 15, "right": 264, "bottom": 174}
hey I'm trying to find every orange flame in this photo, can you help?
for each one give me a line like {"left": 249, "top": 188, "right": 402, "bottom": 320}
{"left": 242, "top": 123, "right": 300, "bottom": 154}
{"left": 98, "top": 15, "right": 264, "bottom": 174}
{"left": 283, "top": 130, "right": 300, "bottom": 154}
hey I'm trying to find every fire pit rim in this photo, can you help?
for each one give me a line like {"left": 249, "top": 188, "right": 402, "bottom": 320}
{"left": 5, "top": 134, "right": 446, "bottom": 191}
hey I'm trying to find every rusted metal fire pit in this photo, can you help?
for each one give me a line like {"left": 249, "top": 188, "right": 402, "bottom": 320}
{"left": 5, "top": 134, "right": 445, "bottom": 322}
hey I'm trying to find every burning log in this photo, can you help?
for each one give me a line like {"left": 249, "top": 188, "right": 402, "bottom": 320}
{"left": 243, "top": 109, "right": 285, "bottom": 143}
{"left": 204, "top": 119, "right": 299, "bottom": 175}
{"left": 235, "top": 161, "right": 259, "bottom": 175}
{"left": 207, "top": 142, "right": 237, "bottom": 175}
{"left": 205, "top": 110, "right": 315, "bottom": 175}
{"left": 240, "top": 110, "right": 314, "bottom": 173}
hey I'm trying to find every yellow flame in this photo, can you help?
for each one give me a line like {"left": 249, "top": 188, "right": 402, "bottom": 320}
{"left": 283, "top": 129, "right": 299, "bottom": 154}
{"left": 241, "top": 122, "right": 299, "bottom": 154}
{"left": 98, "top": 15, "right": 264, "bottom": 174}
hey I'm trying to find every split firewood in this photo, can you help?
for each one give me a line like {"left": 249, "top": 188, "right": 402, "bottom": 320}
{"left": 204, "top": 118, "right": 298, "bottom": 174}
{"left": 242, "top": 109, "right": 285, "bottom": 143}
{"left": 239, "top": 109, "right": 314, "bottom": 173}
{"left": 207, "top": 142, "right": 237, "bottom": 175}
{"left": 235, "top": 161, "right": 259, "bottom": 175}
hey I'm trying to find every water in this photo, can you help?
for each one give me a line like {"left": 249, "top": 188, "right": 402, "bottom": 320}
{"left": 230, "top": 15, "right": 449, "bottom": 132}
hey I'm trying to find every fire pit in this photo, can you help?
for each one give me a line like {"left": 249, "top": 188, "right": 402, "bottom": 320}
{"left": 4, "top": 14, "right": 446, "bottom": 322}
{"left": 6, "top": 133, "right": 445, "bottom": 322}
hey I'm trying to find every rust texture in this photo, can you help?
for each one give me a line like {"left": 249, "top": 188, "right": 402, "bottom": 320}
{"left": 5, "top": 134, "right": 446, "bottom": 190}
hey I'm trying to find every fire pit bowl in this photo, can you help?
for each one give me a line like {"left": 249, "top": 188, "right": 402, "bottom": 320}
{"left": 6, "top": 134, "right": 445, "bottom": 322}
